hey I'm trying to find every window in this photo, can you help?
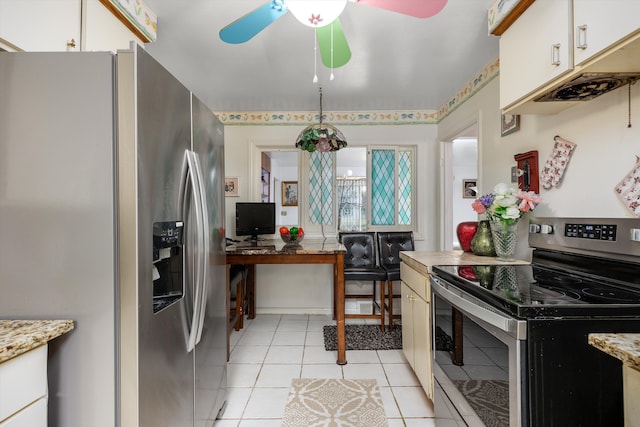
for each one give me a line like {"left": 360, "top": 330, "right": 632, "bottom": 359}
{"left": 308, "top": 151, "right": 334, "bottom": 225}
{"left": 329, "top": 146, "right": 414, "bottom": 232}
{"left": 370, "top": 147, "right": 413, "bottom": 228}
{"left": 337, "top": 177, "right": 367, "bottom": 231}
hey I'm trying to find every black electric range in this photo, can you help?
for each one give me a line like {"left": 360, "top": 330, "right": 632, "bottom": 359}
{"left": 430, "top": 217, "right": 640, "bottom": 427}
{"left": 432, "top": 260, "right": 640, "bottom": 319}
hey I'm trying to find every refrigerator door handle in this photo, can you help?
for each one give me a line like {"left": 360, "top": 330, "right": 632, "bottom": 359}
{"left": 180, "top": 150, "right": 205, "bottom": 353}
{"left": 191, "top": 151, "right": 209, "bottom": 346}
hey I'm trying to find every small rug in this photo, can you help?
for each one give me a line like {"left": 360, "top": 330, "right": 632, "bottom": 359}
{"left": 323, "top": 325, "right": 401, "bottom": 351}
{"left": 281, "top": 378, "right": 388, "bottom": 427}
{"left": 452, "top": 379, "right": 509, "bottom": 427}
{"left": 435, "top": 326, "right": 453, "bottom": 352}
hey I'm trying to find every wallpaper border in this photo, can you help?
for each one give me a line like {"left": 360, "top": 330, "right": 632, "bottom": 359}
{"left": 215, "top": 56, "right": 499, "bottom": 126}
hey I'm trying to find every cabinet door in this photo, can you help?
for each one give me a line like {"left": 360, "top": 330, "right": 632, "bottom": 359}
{"left": 413, "top": 295, "right": 433, "bottom": 400}
{"left": 0, "top": 397, "right": 47, "bottom": 427}
{"left": 0, "top": 0, "right": 80, "bottom": 51}
{"left": 0, "top": 346, "right": 47, "bottom": 422}
{"left": 499, "top": 0, "right": 572, "bottom": 109}
{"left": 573, "top": 0, "right": 640, "bottom": 66}
{"left": 401, "top": 282, "right": 415, "bottom": 367}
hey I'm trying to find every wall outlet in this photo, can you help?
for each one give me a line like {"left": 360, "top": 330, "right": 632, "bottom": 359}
{"left": 281, "top": 211, "right": 287, "bottom": 216}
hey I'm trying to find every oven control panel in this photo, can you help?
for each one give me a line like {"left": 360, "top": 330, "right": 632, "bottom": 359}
{"left": 565, "top": 223, "right": 617, "bottom": 241}
{"left": 529, "top": 217, "right": 640, "bottom": 261}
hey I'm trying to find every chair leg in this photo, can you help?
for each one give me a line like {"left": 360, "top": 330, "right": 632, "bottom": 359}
{"left": 371, "top": 280, "right": 376, "bottom": 315}
{"left": 387, "top": 279, "right": 393, "bottom": 330}
{"left": 380, "top": 280, "right": 386, "bottom": 332}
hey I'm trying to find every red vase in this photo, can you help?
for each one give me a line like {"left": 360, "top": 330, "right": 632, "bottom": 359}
{"left": 456, "top": 221, "right": 478, "bottom": 252}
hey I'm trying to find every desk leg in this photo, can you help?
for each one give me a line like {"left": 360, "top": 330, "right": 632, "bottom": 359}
{"left": 246, "top": 265, "right": 256, "bottom": 319}
{"left": 335, "top": 253, "right": 346, "bottom": 365}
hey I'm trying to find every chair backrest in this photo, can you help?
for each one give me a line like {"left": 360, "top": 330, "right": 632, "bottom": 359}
{"left": 339, "top": 232, "right": 378, "bottom": 269}
{"left": 377, "top": 231, "right": 415, "bottom": 267}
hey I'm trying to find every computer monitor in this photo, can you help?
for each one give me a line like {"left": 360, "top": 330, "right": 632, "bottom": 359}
{"left": 235, "top": 202, "right": 276, "bottom": 241}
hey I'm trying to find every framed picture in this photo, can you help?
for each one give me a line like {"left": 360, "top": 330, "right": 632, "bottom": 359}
{"left": 282, "top": 181, "right": 298, "bottom": 206}
{"left": 224, "top": 177, "right": 239, "bottom": 197}
{"left": 463, "top": 179, "right": 478, "bottom": 199}
{"left": 501, "top": 114, "right": 520, "bottom": 136}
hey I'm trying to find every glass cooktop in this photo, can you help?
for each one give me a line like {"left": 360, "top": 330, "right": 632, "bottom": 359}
{"left": 431, "top": 264, "right": 640, "bottom": 318}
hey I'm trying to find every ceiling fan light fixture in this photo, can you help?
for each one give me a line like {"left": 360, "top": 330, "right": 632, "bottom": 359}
{"left": 286, "top": 0, "right": 348, "bottom": 27}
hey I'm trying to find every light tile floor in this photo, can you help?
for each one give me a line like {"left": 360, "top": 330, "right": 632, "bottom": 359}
{"left": 214, "top": 314, "right": 458, "bottom": 426}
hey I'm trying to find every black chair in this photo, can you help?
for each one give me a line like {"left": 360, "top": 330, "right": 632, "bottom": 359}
{"left": 377, "top": 231, "right": 415, "bottom": 330}
{"left": 339, "top": 232, "right": 389, "bottom": 331}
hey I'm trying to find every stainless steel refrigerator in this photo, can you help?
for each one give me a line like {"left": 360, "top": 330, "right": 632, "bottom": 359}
{"left": 0, "top": 46, "right": 227, "bottom": 427}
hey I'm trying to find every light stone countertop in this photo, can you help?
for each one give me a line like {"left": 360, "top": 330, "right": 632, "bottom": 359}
{"left": 400, "top": 250, "right": 529, "bottom": 276}
{"left": 0, "top": 320, "right": 74, "bottom": 363}
{"left": 588, "top": 333, "right": 640, "bottom": 371}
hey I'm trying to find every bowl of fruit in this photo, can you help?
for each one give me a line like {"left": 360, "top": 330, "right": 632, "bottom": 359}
{"left": 279, "top": 226, "right": 304, "bottom": 245}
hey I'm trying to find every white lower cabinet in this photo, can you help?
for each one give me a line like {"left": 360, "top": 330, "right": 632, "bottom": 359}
{"left": 400, "top": 263, "right": 433, "bottom": 400}
{"left": 0, "top": 345, "right": 48, "bottom": 427}
{"left": 0, "top": 398, "right": 46, "bottom": 427}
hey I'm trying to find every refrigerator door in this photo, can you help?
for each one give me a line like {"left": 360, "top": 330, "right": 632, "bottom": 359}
{"left": 191, "top": 94, "right": 228, "bottom": 424}
{"left": 0, "top": 52, "right": 117, "bottom": 427}
{"left": 129, "top": 47, "right": 195, "bottom": 427}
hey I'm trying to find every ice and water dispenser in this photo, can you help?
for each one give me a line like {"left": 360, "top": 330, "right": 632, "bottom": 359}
{"left": 152, "top": 221, "right": 184, "bottom": 313}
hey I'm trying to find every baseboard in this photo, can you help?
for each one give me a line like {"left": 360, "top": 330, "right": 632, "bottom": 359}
{"left": 254, "top": 308, "right": 333, "bottom": 315}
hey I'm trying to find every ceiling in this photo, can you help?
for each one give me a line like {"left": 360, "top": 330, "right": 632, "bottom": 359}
{"left": 144, "top": 0, "right": 499, "bottom": 113}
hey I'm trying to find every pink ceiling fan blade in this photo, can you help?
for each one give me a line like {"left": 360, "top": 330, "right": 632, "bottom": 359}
{"left": 353, "top": 0, "right": 448, "bottom": 18}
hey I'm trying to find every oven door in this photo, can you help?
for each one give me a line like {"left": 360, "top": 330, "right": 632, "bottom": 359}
{"left": 431, "top": 275, "right": 528, "bottom": 427}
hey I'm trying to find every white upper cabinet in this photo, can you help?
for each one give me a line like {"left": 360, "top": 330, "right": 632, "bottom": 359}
{"left": 0, "top": 0, "right": 144, "bottom": 52}
{"left": 0, "top": 0, "right": 81, "bottom": 51}
{"left": 499, "top": 0, "right": 573, "bottom": 111}
{"left": 499, "top": 0, "right": 640, "bottom": 114}
{"left": 573, "top": 0, "right": 640, "bottom": 66}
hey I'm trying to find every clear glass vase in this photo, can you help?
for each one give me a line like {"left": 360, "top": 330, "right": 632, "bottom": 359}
{"left": 489, "top": 219, "right": 519, "bottom": 260}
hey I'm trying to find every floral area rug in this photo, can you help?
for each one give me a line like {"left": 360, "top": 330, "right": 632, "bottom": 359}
{"left": 322, "top": 325, "right": 401, "bottom": 351}
{"left": 281, "top": 378, "right": 388, "bottom": 427}
{"left": 452, "top": 379, "right": 509, "bottom": 427}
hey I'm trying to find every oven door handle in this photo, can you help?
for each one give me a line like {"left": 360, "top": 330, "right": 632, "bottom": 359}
{"left": 431, "top": 275, "right": 527, "bottom": 340}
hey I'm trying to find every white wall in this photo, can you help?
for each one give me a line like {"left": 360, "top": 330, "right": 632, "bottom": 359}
{"left": 439, "top": 76, "right": 640, "bottom": 260}
{"left": 224, "top": 123, "right": 438, "bottom": 314}
{"left": 452, "top": 138, "right": 478, "bottom": 248}
{"left": 225, "top": 71, "right": 640, "bottom": 314}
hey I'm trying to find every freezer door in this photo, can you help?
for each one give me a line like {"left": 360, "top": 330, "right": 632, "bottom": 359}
{"left": 131, "top": 47, "right": 195, "bottom": 427}
{"left": 191, "top": 94, "right": 228, "bottom": 423}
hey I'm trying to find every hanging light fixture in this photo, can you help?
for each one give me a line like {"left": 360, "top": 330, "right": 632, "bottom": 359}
{"left": 295, "top": 87, "right": 347, "bottom": 153}
{"left": 286, "top": 0, "right": 347, "bottom": 27}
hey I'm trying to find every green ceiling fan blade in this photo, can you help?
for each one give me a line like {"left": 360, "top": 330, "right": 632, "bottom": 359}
{"left": 317, "top": 19, "right": 351, "bottom": 68}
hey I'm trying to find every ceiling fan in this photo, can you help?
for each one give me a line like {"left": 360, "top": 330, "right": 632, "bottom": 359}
{"left": 219, "top": 0, "right": 448, "bottom": 69}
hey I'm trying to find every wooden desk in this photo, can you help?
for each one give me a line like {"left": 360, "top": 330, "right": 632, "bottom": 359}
{"left": 226, "top": 239, "right": 348, "bottom": 365}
